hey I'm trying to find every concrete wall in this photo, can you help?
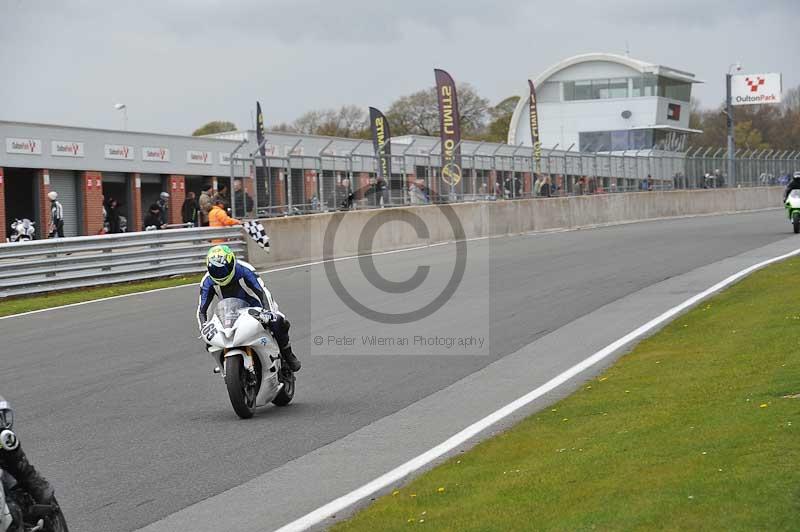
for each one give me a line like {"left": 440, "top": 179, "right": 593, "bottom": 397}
{"left": 246, "top": 187, "right": 783, "bottom": 269}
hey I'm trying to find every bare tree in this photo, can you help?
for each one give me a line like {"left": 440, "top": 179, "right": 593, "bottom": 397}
{"left": 288, "top": 106, "right": 369, "bottom": 138}
{"left": 386, "top": 83, "right": 490, "bottom": 138}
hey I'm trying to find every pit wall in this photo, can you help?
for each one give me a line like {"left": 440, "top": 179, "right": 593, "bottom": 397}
{"left": 246, "top": 187, "right": 783, "bottom": 269}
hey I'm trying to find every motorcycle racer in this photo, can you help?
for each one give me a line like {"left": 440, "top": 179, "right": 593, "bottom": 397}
{"left": 0, "top": 395, "right": 55, "bottom": 528}
{"left": 197, "top": 245, "right": 301, "bottom": 372}
{"left": 782, "top": 171, "right": 800, "bottom": 201}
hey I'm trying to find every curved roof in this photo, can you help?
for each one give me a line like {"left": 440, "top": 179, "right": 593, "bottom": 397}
{"left": 507, "top": 53, "right": 699, "bottom": 145}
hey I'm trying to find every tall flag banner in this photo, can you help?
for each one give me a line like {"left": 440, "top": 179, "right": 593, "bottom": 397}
{"left": 434, "top": 69, "right": 462, "bottom": 187}
{"left": 528, "top": 80, "right": 542, "bottom": 173}
{"left": 256, "top": 101, "right": 267, "bottom": 168}
{"left": 369, "top": 107, "right": 392, "bottom": 181}
{"left": 255, "top": 101, "right": 268, "bottom": 211}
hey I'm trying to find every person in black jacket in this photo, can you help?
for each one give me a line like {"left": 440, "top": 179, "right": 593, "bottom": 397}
{"left": 181, "top": 191, "right": 198, "bottom": 225}
{"left": 232, "top": 180, "right": 254, "bottom": 218}
{"left": 106, "top": 197, "right": 122, "bottom": 234}
{"left": 143, "top": 203, "right": 165, "bottom": 231}
{"left": 0, "top": 395, "right": 55, "bottom": 525}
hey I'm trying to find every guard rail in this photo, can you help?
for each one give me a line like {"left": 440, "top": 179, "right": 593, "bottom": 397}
{"left": 0, "top": 226, "right": 247, "bottom": 298}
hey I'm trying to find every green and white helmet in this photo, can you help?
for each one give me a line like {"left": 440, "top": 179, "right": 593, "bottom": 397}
{"left": 206, "top": 245, "right": 237, "bottom": 286}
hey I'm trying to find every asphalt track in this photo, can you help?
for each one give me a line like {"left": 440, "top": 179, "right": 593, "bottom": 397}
{"left": 0, "top": 210, "right": 793, "bottom": 532}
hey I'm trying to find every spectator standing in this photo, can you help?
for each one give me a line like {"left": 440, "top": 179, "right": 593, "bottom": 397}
{"left": 182, "top": 191, "right": 198, "bottom": 225}
{"left": 337, "top": 178, "right": 354, "bottom": 210}
{"left": 232, "top": 179, "right": 254, "bottom": 218}
{"left": 198, "top": 184, "right": 213, "bottom": 226}
{"left": 106, "top": 198, "right": 122, "bottom": 234}
{"left": 157, "top": 192, "right": 170, "bottom": 226}
{"left": 213, "top": 185, "right": 230, "bottom": 209}
{"left": 47, "top": 191, "right": 64, "bottom": 238}
{"left": 540, "top": 176, "right": 552, "bottom": 197}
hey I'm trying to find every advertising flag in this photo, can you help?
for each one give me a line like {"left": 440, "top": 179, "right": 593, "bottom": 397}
{"left": 369, "top": 107, "right": 392, "bottom": 181}
{"left": 254, "top": 101, "right": 269, "bottom": 212}
{"left": 256, "top": 101, "right": 267, "bottom": 165}
{"left": 528, "top": 80, "right": 542, "bottom": 172}
{"left": 434, "top": 69, "right": 462, "bottom": 187}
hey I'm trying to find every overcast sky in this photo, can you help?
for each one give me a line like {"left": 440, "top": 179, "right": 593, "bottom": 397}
{"left": 1, "top": 0, "right": 798, "bottom": 135}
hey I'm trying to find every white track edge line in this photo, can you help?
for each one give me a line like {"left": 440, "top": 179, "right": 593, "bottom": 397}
{"left": 0, "top": 208, "right": 778, "bottom": 321}
{"left": 273, "top": 245, "right": 800, "bottom": 532}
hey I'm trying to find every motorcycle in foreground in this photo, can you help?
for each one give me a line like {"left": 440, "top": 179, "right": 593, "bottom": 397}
{"left": 201, "top": 298, "right": 295, "bottom": 418}
{"left": 786, "top": 190, "right": 800, "bottom": 233}
{"left": 9, "top": 220, "right": 35, "bottom": 243}
{"left": 0, "top": 434, "right": 67, "bottom": 532}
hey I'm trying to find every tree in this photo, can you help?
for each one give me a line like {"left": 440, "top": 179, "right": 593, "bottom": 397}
{"left": 484, "top": 96, "right": 520, "bottom": 143}
{"left": 192, "top": 120, "right": 237, "bottom": 136}
{"left": 386, "top": 83, "right": 490, "bottom": 139}
{"left": 289, "top": 105, "right": 369, "bottom": 138}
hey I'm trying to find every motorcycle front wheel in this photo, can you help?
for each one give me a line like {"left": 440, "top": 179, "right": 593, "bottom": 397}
{"left": 224, "top": 356, "right": 257, "bottom": 419}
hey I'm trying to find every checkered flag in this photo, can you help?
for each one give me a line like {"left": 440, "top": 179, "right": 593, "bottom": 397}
{"left": 243, "top": 220, "right": 270, "bottom": 253}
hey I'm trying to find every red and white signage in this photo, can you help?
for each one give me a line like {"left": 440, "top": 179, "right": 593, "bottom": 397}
{"left": 6, "top": 137, "right": 42, "bottom": 155}
{"left": 104, "top": 144, "right": 135, "bottom": 160}
{"left": 52, "top": 140, "right": 85, "bottom": 157}
{"left": 732, "top": 72, "right": 782, "bottom": 106}
{"left": 142, "top": 146, "right": 170, "bottom": 162}
{"left": 187, "top": 150, "right": 213, "bottom": 165}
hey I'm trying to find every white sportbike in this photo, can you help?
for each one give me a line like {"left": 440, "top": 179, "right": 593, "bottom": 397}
{"left": 201, "top": 298, "right": 295, "bottom": 418}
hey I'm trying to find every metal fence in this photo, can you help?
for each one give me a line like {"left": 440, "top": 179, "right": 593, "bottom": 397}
{"left": 0, "top": 226, "right": 246, "bottom": 298}
{"left": 228, "top": 145, "right": 800, "bottom": 218}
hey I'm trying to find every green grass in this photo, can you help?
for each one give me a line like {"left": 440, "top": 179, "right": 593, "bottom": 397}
{"left": 333, "top": 259, "right": 800, "bottom": 532}
{"left": 0, "top": 274, "right": 201, "bottom": 317}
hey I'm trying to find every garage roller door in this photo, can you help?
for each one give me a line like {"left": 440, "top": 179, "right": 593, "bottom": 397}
{"left": 103, "top": 172, "right": 127, "bottom": 183}
{"left": 48, "top": 170, "right": 79, "bottom": 237}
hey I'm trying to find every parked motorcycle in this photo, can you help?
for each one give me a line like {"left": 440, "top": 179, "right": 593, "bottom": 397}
{"left": 785, "top": 190, "right": 800, "bottom": 233}
{"left": 201, "top": 298, "right": 295, "bottom": 418}
{"left": 9, "top": 220, "right": 35, "bottom": 243}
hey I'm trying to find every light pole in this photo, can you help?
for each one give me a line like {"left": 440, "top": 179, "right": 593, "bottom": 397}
{"left": 725, "top": 63, "right": 741, "bottom": 186}
{"left": 114, "top": 103, "right": 128, "bottom": 130}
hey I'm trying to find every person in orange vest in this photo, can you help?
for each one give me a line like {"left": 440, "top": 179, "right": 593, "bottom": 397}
{"left": 209, "top": 197, "right": 240, "bottom": 227}
{"left": 209, "top": 197, "right": 241, "bottom": 244}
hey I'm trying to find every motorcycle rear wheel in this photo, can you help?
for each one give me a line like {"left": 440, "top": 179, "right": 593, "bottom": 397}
{"left": 224, "top": 356, "right": 256, "bottom": 419}
{"left": 793, "top": 213, "right": 800, "bottom": 234}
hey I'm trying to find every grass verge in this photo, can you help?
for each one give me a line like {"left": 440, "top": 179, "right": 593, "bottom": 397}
{"left": 333, "top": 258, "right": 800, "bottom": 531}
{"left": 0, "top": 274, "right": 201, "bottom": 318}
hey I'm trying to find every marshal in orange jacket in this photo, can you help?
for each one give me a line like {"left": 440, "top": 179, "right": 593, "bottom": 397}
{"left": 209, "top": 205, "right": 241, "bottom": 243}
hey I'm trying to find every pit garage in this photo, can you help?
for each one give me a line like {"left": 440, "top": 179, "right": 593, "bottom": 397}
{"left": 139, "top": 174, "right": 166, "bottom": 220}
{"left": 102, "top": 172, "right": 131, "bottom": 232}
{"left": 3, "top": 167, "right": 37, "bottom": 239}
{"left": 47, "top": 170, "right": 80, "bottom": 237}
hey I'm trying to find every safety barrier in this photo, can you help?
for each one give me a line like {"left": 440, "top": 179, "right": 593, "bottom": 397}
{"left": 244, "top": 186, "right": 784, "bottom": 269}
{"left": 0, "top": 226, "right": 247, "bottom": 298}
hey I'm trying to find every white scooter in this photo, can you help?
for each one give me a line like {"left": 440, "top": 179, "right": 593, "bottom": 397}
{"left": 202, "top": 298, "right": 295, "bottom": 418}
{"left": 9, "top": 220, "right": 35, "bottom": 243}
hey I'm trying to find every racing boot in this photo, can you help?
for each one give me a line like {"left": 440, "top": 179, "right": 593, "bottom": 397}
{"left": 3, "top": 443, "right": 55, "bottom": 505}
{"left": 279, "top": 343, "right": 301, "bottom": 373}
